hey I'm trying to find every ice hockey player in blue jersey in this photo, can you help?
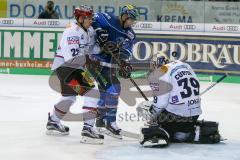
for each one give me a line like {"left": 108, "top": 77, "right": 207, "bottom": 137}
{"left": 86, "top": 4, "right": 139, "bottom": 139}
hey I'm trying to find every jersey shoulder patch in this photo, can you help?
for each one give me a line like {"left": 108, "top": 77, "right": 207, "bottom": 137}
{"left": 93, "top": 12, "right": 112, "bottom": 28}
{"left": 66, "top": 23, "right": 72, "bottom": 28}
{"left": 102, "top": 13, "right": 112, "bottom": 20}
{"left": 159, "top": 65, "right": 168, "bottom": 74}
{"left": 127, "top": 30, "right": 135, "bottom": 40}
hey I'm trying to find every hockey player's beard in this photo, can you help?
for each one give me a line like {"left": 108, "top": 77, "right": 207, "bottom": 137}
{"left": 120, "top": 16, "right": 126, "bottom": 29}
{"left": 120, "top": 17, "right": 134, "bottom": 29}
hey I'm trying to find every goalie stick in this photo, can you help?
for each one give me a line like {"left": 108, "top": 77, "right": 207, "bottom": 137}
{"left": 200, "top": 73, "right": 228, "bottom": 96}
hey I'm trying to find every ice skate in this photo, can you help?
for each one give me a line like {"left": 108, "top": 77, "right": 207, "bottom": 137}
{"left": 46, "top": 113, "right": 69, "bottom": 136}
{"left": 80, "top": 125, "right": 104, "bottom": 144}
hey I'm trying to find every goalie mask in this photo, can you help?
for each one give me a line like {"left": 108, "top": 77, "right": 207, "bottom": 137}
{"left": 150, "top": 51, "right": 178, "bottom": 70}
{"left": 150, "top": 56, "right": 169, "bottom": 70}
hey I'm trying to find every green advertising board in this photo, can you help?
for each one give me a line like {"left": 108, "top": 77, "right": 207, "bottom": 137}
{"left": 0, "top": 27, "right": 239, "bottom": 83}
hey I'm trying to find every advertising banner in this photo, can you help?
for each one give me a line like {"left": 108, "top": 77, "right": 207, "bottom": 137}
{"left": 1, "top": 0, "right": 240, "bottom": 24}
{"left": 0, "top": 28, "right": 239, "bottom": 82}
{"left": 0, "top": 28, "right": 62, "bottom": 73}
{"left": 133, "top": 31, "right": 240, "bottom": 75}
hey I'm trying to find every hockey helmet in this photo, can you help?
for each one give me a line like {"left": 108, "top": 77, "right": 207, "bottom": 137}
{"left": 120, "top": 4, "right": 139, "bottom": 20}
{"left": 151, "top": 55, "right": 168, "bottom": 69}
{"left": 74, "top": 5, "right": 94, "bottom": 20}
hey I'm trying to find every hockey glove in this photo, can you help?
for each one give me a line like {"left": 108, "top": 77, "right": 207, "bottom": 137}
{"left": 118, "top": 60, "right": 133, "bottom": 79}
{"left": 85, "top": 55, "right": 101, "bottom": 68}
{"left": 102, "top": 41, "right": 119, "bottom": 55}
{"left": 96, "top": 29, "right": 109, "bottom": 47}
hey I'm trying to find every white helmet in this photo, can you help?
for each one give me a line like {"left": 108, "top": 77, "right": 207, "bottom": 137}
{"left": 151, "top": 55, "right": 168, "bottom": 70}
{"left": 150, "top": 51, "right": 178, "bottom": 69}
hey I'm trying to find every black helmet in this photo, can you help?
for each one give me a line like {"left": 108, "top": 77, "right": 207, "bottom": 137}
{"left": 120, "top": 4, "right": 139, "bottom": 20}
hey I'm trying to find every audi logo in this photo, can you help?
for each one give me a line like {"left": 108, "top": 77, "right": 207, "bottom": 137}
{"left": 48, "top": 21, "right": 60, "bottom": 26}
{"left": 184, "top": 25, "right": 196, "bottom": 30}
{"left": 140, "top": 23, "right": 153, "bottom": 29}
{"left": 1, "top": 20, "right": 14, "bottom": 25}
{"left": 226, "top": 26, "right": 238, "bottom": 32}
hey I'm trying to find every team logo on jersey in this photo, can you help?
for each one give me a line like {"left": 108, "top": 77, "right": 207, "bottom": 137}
{"left": 67, "top": 36, "right": 80, "bottom": 44}
{"left": 188, "top": 98, "right": 201, "bottom": 106}
{"left": 159, "top": 65, "right": 168, "bottom": 73}
{"left": 123, "top": 38, "right": 131, "bottom": 48}
{"left": 116, "top": 37, "right": 125, "bottom": 45}
{"left": 127, "top": 30, "right": 135, "bottom": 40}
{"left": 172, "top": 95, "right": 179, "bottom": 103}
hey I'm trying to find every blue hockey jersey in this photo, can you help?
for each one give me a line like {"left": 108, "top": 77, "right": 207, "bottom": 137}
{"left": 92, "top": 12, "right": 136, "bottom": 63}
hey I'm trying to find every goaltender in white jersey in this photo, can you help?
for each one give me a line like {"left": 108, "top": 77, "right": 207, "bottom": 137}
{"left": 139, "top": 56, "right": 221, "bottom": 147}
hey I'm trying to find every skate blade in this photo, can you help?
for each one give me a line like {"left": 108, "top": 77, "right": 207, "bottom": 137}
{"left": 46, "top": 129, "right": 69, "bottom": 136}
{"left": 98, "top": 128, "right": 122, "bottom": 140}
{"left": 80, "top": 136, "right": 104, "bottom": 145}
{"left": 142, "top": 139, "right": 169, "bottom": 148}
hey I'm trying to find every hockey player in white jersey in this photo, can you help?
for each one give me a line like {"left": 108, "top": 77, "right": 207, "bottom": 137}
{"left": 46, "top": 5, "right": 104, "bottom": 144}
{"left": 138, "top": 56, "right": 221, "bottom": 147}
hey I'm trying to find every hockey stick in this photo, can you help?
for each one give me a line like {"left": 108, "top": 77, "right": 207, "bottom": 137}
{"left": 103, "top": 41, "right": 149, "bottom": 101}
{"left": 200, "top": 73, "right": 228, "bottom": 96}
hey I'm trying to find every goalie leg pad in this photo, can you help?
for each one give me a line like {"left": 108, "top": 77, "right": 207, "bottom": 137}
{"left": 140, "top": 125, "right": 170, "bottom": 147}
{"left": 195, "top": 120, "right": 221, "bottom": 144}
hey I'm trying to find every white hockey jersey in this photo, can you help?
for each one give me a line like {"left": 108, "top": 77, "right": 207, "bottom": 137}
{"left": 148, "top": 60, "right": 202, "bottom": 117}
{"left": 51, "top": 23, "right": 100, "bottom": 70}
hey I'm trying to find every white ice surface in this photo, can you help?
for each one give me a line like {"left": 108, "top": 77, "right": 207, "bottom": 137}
{"left": 0, "top": 74, "right": 239, "bottom": 160}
